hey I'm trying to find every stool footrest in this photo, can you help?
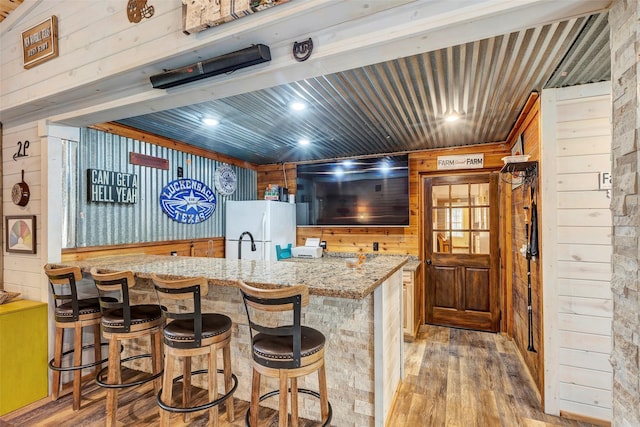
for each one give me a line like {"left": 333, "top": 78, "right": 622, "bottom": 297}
{"left": 245, "top": 388, "right": 332, "bottom": 427}
{"left": 49, "top": 342, "right": 110, "bottom": 372}
{"left": 156, "top": 369, "right": 238, "bottom": 414}
{"left": 95, "top": 353, "right": 164, "bottom": 389}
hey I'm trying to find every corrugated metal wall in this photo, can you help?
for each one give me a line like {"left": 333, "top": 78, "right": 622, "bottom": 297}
{"left": 63, "top": 128, "right": 256, "bottom": 248}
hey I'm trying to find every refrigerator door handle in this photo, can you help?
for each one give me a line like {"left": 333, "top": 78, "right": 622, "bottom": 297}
{"left": 262, "top": 212, "right": 267, "bottom": 260}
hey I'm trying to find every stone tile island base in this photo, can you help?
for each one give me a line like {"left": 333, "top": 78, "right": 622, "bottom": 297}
{"left": 62, "top": 254, "right": 406, "bottom": 426}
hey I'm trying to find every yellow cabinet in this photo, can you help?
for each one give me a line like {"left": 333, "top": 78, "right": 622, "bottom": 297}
{"left": 0, "top": 299, "right": 48, "bottom": 416}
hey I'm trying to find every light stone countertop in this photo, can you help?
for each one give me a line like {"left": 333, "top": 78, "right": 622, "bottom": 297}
{"left": 403, "top": 259, "right": 421, "bottom": 272}
{"left": 60, "top": 253, "right": 408, "bottom": 299}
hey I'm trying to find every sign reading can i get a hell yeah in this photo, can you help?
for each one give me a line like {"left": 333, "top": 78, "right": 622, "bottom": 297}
{"left": 437, "top": 153, "right": 484, "bottom": 170}
{"left": 87, "top": 169, "right": 138, "bottom": 204}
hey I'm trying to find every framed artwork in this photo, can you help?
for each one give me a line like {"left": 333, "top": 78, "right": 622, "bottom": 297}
{"left": 511, "top": 134, "right": 525, "bottom": 189}
{"left": 5, "top": 215, "right": 37, "bottom": 254}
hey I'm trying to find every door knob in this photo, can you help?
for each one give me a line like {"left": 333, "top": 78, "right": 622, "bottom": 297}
{"left": 426, "top": 259, "right": 432, "bottom": 265}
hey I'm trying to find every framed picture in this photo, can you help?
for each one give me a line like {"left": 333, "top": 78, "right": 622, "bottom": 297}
{"left": 511, "top": 134, "right": 525, "bottom": 189}
{"left": 5, "top": 215, "right": 37, "bottom": 254}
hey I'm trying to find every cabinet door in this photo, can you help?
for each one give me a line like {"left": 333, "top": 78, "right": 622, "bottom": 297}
{"left": 403, "top": 284, "right": 408, "bottom": 332}
{"left": 403, "top": 271, "right": 414, "bottom": 339}
{"left": 0, "top": 301, "right": 48, "bottom": 415}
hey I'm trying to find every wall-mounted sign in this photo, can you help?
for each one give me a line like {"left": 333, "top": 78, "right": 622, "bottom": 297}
{"left": 599, "top": 171, "right": 612, "bottom": 190}
{"left": 13, "top": 140, "right": 30, "bottom": 161}
{"left": 437, "top": 153, "right": 484, "bottom": 170}
{"left": 160, "top": 178, "right": 217, "bottom": 224}
{"left": 129, "top": 152, "right": 169, "bottom": 169}
{"left": 22, "top": 16, "right": 59, "bottom": 69}
{"left": 87, "top": 169, "right": 138, "bottom": 203}
{"left": 214, "top": 165, "right": 237, "bottom": 196}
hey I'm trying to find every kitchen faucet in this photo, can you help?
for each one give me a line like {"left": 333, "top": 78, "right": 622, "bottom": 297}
{"left": 238, "top": 231, "right": 257, "bottom": 259}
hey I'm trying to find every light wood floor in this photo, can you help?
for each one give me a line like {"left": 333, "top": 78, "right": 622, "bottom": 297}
{"left": 0, "top": 325, "right": 597, "bottom": 427}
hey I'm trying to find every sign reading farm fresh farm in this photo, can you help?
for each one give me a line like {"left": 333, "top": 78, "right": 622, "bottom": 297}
{"left": 22, "top": 16, "right": 59, "bottom": 69}
{"left": 87, "top": 169, "right": 138, "bottom": 204}
{"left": 437, "top": 153, "right": 484, "bottom": 170}
{"left": 159, "top": 179, "right": 217, "bottom": 224}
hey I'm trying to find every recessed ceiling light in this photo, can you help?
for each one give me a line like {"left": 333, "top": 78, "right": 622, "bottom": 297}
{"left": 202, "top": 118, "right": 219, "bottom": 126}
{"left": 379, "top": 161, "right": 391, "bottom": 174}
{"left": 298, "top": 138, "right": 310, "bottom": 146}
{"left": 445, "top": 114, "right": 460, "bottom": 123}
{"left": 290, "top": 101, "right": 306, "bottom": 111}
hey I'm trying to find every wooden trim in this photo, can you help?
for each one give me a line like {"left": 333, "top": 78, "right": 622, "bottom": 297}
{"left": 559, "top": 411, "right": 611, "bottom": 427}
{"left": 90, "top": 122, "right": 258, "bottom": 171}
{"left": 61, "top": 237, "right": 225, "bottom": 261}
{"left": 385, "top": 379, "right": 403, "bottom": 427}
{"left": 505, "top": 92, "right": 539, "bottom": 146}
{"left": 540, "top": 88, "right": 559, "bottom": 414}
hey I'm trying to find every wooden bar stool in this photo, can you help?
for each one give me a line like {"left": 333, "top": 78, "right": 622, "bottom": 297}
{"left": 90, "top": 268, "right": 164, "bottom": 427}
{"left": 237, "top": 280, "right": 332, "bottom": 427}
{"left": 150, "top": 273, "right": 237, "bottom": 427}
{"left": 44, "top": 264, "right": 107, "bottom": 411}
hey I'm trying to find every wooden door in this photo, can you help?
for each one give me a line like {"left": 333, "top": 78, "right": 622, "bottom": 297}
{"left": 423, "top": 173, "right": 500, "bottom": 332}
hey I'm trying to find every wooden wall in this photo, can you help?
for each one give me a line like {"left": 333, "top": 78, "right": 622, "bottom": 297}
{"left": 61, "top": 237, "right": 226, "bottom": 261}
{"left": 505, "top": 95, "right": 545, "bottom": 398}
{"left": 257, "top": 143, "right": 510, "bottom": 256}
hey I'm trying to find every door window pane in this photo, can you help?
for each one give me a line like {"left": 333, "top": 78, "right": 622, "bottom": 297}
{"left": 452, "top": 232, "right": 470, "bottom": 254}
{"left": 433, "top": 232, "right": 451, "bottom": 253}
{"left": 472, "top": 231, "right": 490, "bottom": 254}
{"left": 450, "top": 184, "right": 468, "bottom": 203}
{"left": 470, "top": 183, "right": 489, "bottom": 206}
{"left": 432, "top": 208, "right": 450, "bottom": 230}
{"left": 451, "top": 207, "right": 469, "bottom": 235}
{"left": 472, "top": 207, "right": 489, "bottom": 230}
{"left": 432, "top": 185, "right": 449, "bottom": 207}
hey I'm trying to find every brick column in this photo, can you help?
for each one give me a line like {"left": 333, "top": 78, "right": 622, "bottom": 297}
{"left": 609, "top": 1, "right": 640, "bottom": 425}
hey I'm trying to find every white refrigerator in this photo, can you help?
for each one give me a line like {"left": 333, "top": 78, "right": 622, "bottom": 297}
{"left": 225, "top": 200, "right": 296, "bottom": 261}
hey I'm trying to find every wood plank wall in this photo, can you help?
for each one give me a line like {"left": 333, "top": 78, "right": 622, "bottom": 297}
{"left": 61, "top": 237, "right": 226, "bottom": 261}
{"left": 257, "top": 143, "right": 510, "bottom": 256}
{"left": 504, "top": 94, "right": 545, "bottom": 399}
{"left": 541, "top": 83, "right": 612, "bottom": 423}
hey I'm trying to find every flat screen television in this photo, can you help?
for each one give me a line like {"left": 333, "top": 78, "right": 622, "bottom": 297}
{"left": 295, "top": 154, "right": 409, "bottom": 226}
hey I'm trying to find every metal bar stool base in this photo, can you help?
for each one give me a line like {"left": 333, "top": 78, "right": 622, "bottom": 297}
{"left": 95, "top": 353, "right": 164, "bottom": 389}
{"left": 245, "top": 388, "right": 332, "bottom": 427}
{"left": 49, "top": 342, "right": 110, "bottom": 372}
{"left": 157, "top": 368, "right": 238, "bottom": 414}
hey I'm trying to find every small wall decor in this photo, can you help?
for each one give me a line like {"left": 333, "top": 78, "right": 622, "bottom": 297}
{"left": 214, "top": 164, "right": 237, "bottom": 196}
{"left": 22, "top": 16, "right": 59, "bottom": 69}
{"left": 13, "top": 140, "right": 30, "bottom": 161}
{"left": 293, "top": 38, "right": 313, "bottom": 62}
{"left": 87, "top": 169, "right": 138, "bottom": 204}
{"left": 127, "top": 0, "right": 155, "bottom": 23}
{"left": 6, "top": 215, "right": 37, "bottom": 254}
{"left": 129, "top": 152, "right": 169, "bottom": 169}
{"left": 160, "top": 178, "right": 217, "bottom": 224}
{"left": 11, "top": 170, "right": 30, "bottom": 207}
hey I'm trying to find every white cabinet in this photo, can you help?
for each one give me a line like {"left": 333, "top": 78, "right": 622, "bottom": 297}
{"left": 402, "top": 264, "right": 422, "bottom": 341}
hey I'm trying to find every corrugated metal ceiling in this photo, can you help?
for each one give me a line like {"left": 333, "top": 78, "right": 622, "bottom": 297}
{"left": 117, "top": 12, "right": 610, "bottom": 165}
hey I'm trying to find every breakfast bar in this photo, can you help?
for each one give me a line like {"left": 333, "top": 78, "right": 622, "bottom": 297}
{"left": 60, "top": 253, "right": 407, "bottom": 426}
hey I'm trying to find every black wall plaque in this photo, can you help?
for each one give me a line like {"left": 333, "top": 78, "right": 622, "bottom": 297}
{"left": 87, "top": 169, "right": 138, "bottom": 204}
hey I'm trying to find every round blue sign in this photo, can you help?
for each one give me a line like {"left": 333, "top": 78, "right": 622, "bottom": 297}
{"left": 159, "top": 178, "right": 217, "bottom": 224}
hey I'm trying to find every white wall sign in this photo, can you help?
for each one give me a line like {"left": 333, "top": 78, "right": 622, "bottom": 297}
{"left": 437, "top": 153, "right": 484, "bottom": 170}
{"left": 599, "top": 171, "right": 612, "bottom": 190}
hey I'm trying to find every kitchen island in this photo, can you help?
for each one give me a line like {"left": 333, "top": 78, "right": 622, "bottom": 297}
{"left": 60, "top": 253, "right": 407, "bottom": 426}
